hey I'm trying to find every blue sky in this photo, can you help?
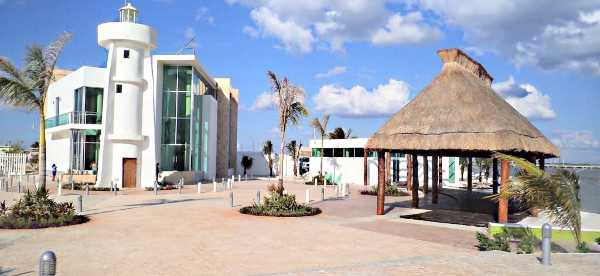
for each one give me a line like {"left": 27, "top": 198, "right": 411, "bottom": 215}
{"left": 1, "top": 0, "right": 599, "bottom": 163}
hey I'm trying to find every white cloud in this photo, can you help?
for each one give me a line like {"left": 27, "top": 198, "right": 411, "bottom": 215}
{"left": 417, "top": 1, "right": 600, "bottom": 74}
{"left": 243, "top": 26, "right": 260, "bottom": 38}
{"left": 249, "top": 7, "right": 315, "bottom": 53}
{"left": 228, "top": 0, "right": 441, "bottom": 53}
{"left": 552, "top": 131, "right": 600, "bottom": 149}
{"left": 492, "top": 76, "right": 556, "bottom": 120}
{"left": 371, "top": 12, "right": 441, "bottom": 45}
{"left": 313, "top": 79, "right": 411, "bottom": 117}
{"left": 315, "top": 66, "right": 346, "bottom": 79}
{"left": 250, "top": 92, "right": 276, "bottom": 110}
{"left": 195, "top": 7, "right": 215, "bottom": 25}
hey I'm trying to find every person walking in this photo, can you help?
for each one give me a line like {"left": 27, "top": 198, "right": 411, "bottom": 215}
{"left": 51, "top": 164, "right": 57, "bottom": 182}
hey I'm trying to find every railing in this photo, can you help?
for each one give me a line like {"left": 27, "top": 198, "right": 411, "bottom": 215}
{"left": 45, "top": 111, "right": 102, "bottom": 128}
{"left": 0, "top": 153, "right": 27, "bottom": 176}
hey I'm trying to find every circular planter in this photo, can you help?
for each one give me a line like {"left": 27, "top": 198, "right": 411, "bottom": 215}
{"left": 239, "top": 206, "right": 321, "bottom": 217}
{"left": 0, "top": 215, "right": 89, "bottom": 229}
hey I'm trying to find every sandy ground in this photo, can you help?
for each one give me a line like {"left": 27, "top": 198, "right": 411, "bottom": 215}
{"left": 1, "top": 179, "right": 599, "bottom": 275}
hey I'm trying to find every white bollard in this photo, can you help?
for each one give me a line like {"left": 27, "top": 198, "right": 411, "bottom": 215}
{"left": 314, "top": 178, "right": 317, "bottom": 187}
{"left": 238, "top": 175, "right": 241, "bottom": 182}
{"left": 230, "top": 178, "right": 234, "bottom": 189}
{"left": 197, "top": 182, "right": 201, "bottom": 193}
{"left": 57, "top": 177, "right": 62, "bottom": 196}
{"left": 213, "top": 181, "right": 217, "bottom": 192}
{"left": 305, "top": 189, "right": 310, "bottom": 204}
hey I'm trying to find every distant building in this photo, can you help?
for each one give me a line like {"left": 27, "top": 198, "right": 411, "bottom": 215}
{"left": 308, "top": 138, "right": 459, "bottom": 186}
{"left": 44, "top": 2, "right": 238, "bottom": 188}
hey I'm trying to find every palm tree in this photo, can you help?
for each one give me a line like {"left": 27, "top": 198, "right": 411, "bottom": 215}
{"left": 488, "top": 153, "right": 582, "bottom": 244}
{"left": 328, "top": 127, "right": 352, "bottom": 139}
{"left": 240, "top": 155, "right": 253, "bottom": 176}
{"left": 267, "top": 71, "right": 308, "bottom": 192}
{"left": 0, "top": 33, "right": 72, "bottom": 189}
{"left": 286, "top": 140, "right": 301, "bottom": 176}
{"left": 310, "top": 114, "right": 330, "bottom": 181}
{"left": 262, "top": 140, "right": 274, "bottom": 177}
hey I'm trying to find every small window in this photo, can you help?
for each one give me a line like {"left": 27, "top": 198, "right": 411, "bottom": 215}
{"left": 311, "top": 148, "right": 322, "bottom": 157}
{"left": 355, "top": 148, "right": 364, "bottom": 158}
{"left": 343, "top": 148, "right": 354, "bottom": 158}
{"left": 123, "top": 50, "right": 130, "bottom": 59}
{"left": 323, "top": 148, "right": 333, "bottom": 157}
{"left": 334, "top": 148, "right": 343, "bottom": 157}
{"left": 116, "top": 84, "right": 123, "bottom": 93}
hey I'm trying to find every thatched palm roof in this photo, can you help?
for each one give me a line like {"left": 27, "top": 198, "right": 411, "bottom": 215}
{"left": 366, "top": 48, "right": 559, "bottom": 158}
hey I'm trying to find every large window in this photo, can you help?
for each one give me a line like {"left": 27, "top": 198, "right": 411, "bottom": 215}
{"left": 71, "top": 130, "right": 100, "bottom": 172}
{"left": 161, "top": 65, "right": 193, "bottom": 171}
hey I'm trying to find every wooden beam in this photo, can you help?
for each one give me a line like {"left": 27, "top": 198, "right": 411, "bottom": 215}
{"left": 423, "top": 156, "right": 429, "bottom": 194}
{"left": 438, "top": 157, "right": 443, "bottom": 190}
{"left": 412, "top": 155, "right": 419, "bottom": 208}
{"left": 406, "top": 154, "right": 413, "bottom": 195}
{"left": 467, "top": 157, "right": 473, "bottom": 191}
{"left": 385, "top": 151, "right": 391, "bottom": 185}
{"left": 376, "top": 151, "right": 386, "bottom": 215}
{"left": 363, "top": 149, "right": 369, "bottom": 186}
{"left": 431, "top": 155, "right": 439, "bottom": 204}
{"left": 498, "top": 159, "right": 509, "bottom": 223}
{"left": 492, "top": 158, "right": 499, "bottom": 194}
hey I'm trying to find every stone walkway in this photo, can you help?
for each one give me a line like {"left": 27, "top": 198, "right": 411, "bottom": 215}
{"left": 0, "top": 179, "right": 598, "bottom": 275}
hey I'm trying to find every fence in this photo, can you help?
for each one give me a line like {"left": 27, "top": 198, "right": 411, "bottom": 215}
{"left": 0, "top": 153, "right": 27, "bottom": 176}
{"left": 0, "top": 174, "right": 42, "bottom": 193}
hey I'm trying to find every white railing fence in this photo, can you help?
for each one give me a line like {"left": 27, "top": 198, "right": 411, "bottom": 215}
{"left": 0, "top": 153, "right": 27, "bottom": 176}
{"left": 0, "top": 174, "right": 42, "bottom": 193}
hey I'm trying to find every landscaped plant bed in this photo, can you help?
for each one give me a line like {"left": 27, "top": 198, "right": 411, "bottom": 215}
{"left": 62, "top": 183, "right": 119, "bottom": 191}
{"left": 0, "top": 188, "right": 89, "bottom": 229}
{"left": 360, "top": 185, "right": 409, "bottom": 197}
{"left": 144, "top": 184, "right": 177, "bottom": 191}
{"left": 239, "top": 192, "right": 321, "bottom": 217}
{"left": 476, "top": 228, "right": 537, "bottom": 254}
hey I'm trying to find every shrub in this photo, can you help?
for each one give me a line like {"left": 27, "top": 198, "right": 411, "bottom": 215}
{"left": 0, "top": 187, "right": 87, "bottom": 229}
{"left": 595, "top": 237, "right": 600, "bottom": 245}
{"left": 576, "top": 242, "right": 591, "bottom": 253}
{"left": 305, "top": 175, "right": 325, "bottom": 185}
{"left": 475, "top": 230, "right": 510, "bottom": 252}
{"left": 240, "top": 193, "right": 321, "bottom": 217}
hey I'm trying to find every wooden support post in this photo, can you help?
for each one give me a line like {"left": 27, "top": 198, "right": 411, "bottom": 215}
{"left": 376, "top": 151, "right": 386, "bottom": 215}
{"left": 363, "top": 149, "right": 369, "bottom": 186}
{"left": 423, "top": 156, "right": 429, "bottom": 194}
{"left": 467, "top": 157, "right": 473, "bottom": 191}
{"left": 539, "top": 158, "right": 545, "bottom": 171}
{"left": 492, "top": 158, "right": 499, "bottom": 194}
{"left": 385, "top": 151, "right": 391, "bottom": 185}
{"left": 431, "top": 155, "right": 439, "bottom": 204}
{"left": 438, "top": 157, "right": 443, "bottom": 190}
{"left": 498, "top": 159, "right": 509, "bottom": 223}
{"left": 412, "top": 155, "right": 419, "bottom": 208}
{"left": 406, "top": 154, "right": 413, "bottom": 195}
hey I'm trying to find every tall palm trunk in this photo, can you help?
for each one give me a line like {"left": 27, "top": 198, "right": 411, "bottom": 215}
{"left": 38, "top": 111, "right": 47, "bottom": 189}
{"left": 278, "top": 129, "right": 285, "bottom": 188}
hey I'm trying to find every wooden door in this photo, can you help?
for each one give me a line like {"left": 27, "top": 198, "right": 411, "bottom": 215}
{"left": 122, "top": 158, "right": 137, "bottom": 188}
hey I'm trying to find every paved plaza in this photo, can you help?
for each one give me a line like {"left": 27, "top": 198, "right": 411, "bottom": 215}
{"left": 0, "top": 179, "right": 598, "bottom": 275}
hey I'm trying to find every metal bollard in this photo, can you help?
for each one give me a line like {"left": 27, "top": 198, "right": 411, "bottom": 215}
{"left": 229, "top": 191, "right": 234, "bottom": 207}
{"left": 238, "top": 175, "right": 241, "bottom": 182}
{"left": 85, "top": 184, "right": 90, "bottom": 196}
{"left": 213, "top": 181, "right": 217, "bottom": 192}
{"left": 197, "top": 182, "right": 201, "bottom": 193}
{"left": 230, "top": 178, "right": 234, "bottom": 189}
{"left": 113, "top": 183, "right": 118, "bottom": 196}
{"left": 324, "top": 179, "right": 327, "bottom": 188}
{"left": 542, "top": 223, "right": 552, "bottom": 265}
{"left": 305, "top": 189, "right": 310, "bottom": 204}
{"left": 154, "top": 181, "right": 159, "bottom": 196}
{"left": 75, "top": 195, "right": 83, "bottom": 214}
{"left": 346, "top": 184, "right": 350, "bottom": 197}
{"left": 39, "top": 250, "right": 57, "bottom": 276}
{"left": 245, "top": 175, "right": 248, "bottom": 181}
{"left": 321, "top": 187, "right": 325, "bottom": 201}
{"left": 18, "top": 175, "right": 21, "bottom": 193}
{"left": 256, "top": 191, "right": 261, "bottom": 205}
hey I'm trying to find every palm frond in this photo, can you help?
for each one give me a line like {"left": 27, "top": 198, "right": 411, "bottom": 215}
{"left": 44, "top": 32, "right": 72, "bottom": 76}
{"left": 487, "top": 153, "right": 582, "bottom": 243}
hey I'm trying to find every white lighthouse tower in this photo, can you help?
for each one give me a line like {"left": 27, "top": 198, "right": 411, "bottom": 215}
{"left": 96, "top": 2, "right": 157, "bottom": 188}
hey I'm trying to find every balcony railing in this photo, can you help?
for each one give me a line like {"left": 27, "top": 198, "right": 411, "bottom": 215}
{"left": 45, "top": 111, "right": 102, "bottom": 128}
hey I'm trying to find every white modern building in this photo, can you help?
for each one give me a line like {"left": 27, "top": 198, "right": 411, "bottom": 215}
{"left": 308, "top": 138, "right": 460, "bottom": 187}
{"left": 45, "top": 2, "right": 238, "bottom": 188}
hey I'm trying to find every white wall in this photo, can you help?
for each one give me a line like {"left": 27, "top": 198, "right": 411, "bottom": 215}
{"left": 202, "top": 94, "right": 218, "bottom": 181}
{"left": 236, "top": 151, "right": 275, "bottom": 177}
{"left": 45, "top": 132, "right": 71, "bottom": 174}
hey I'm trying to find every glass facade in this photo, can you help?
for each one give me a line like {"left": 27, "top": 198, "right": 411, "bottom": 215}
{"left": 46, "top": 87, "right": 103, "bottom": 128}
{"left": 161, "top": 65, "right": 213, "bottom": 172}
{"left": 311, "top": 148, "right": 370, "bottom": 158}
{"left": 71, "top": 129, "right": 100, "bottom": 172}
